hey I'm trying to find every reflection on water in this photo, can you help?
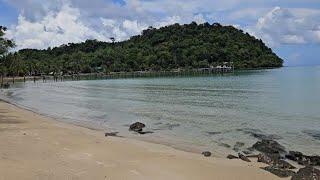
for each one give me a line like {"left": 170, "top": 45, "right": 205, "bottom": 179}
{"left": 1, "top": 66, "right": 320, "bottom": 156}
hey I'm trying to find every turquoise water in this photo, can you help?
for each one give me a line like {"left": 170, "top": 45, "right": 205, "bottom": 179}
{"left": 1, "top": 66, "right": 320, "bottom": 156}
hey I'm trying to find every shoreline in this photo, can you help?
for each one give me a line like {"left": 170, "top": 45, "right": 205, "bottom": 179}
{"left": 0, "top": 100, "right": 282, "bottom": 179}
{"left": 0, "top": 96, "right": 254, "bottom": 158}
{"left": 0, "top": 67, "right": 280, "bottom": 85}
{"left": 0, "top": 97, "right": 207, "bottom": 155}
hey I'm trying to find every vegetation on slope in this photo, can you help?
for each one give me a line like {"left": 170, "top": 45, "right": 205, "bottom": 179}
{"left": 0, "top": 22, "right": 283, "bottom": 77}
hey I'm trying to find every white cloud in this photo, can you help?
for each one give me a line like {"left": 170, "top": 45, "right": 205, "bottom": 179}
{"left": 281, "top": 35, "right": 306, "bottom": 44}
{"left": 314, "top": 31, "right": 320, "bottom": 41}
{"left": 193, "top": 14, "right": 206, "bottom": 24}
{"left": 231, "top": 24, "right": 241, "bottom": 29}
{"left": 6, "top": 0, "right": 215, "bottom": 49}
{"left": 155, "top": 16, "right": 182, "bottom": 27}
{"left": 4, "top": 0, "right": 320, "bottom": 50}
{"left": 123, "top": 20, "right": 147, "bottom": 34}
{"left": 7, "top": 4, "right": 108, "bottom": 49}
{"left": 228, "top": 8, "right": 269, "bottom": 21}
{"left": 101, "top": 18, "right": 116, "bottom": 27}
{"left": 100, "top": 18, "right": 148, "bottom": 41}
{"left": 246, "top": 7, "right": 320, "bottom": 46}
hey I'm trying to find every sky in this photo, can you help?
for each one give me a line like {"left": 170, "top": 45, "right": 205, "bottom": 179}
{"left": 0, "top": 0, "right": 319, "bottom": 66}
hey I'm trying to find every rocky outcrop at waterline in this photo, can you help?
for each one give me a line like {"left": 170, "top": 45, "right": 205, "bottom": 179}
{"left": 251, "top": 139, "right": 320, "bottom": 179}
{"left": 252, "top": 139, "right": 286, "bottom": 155}
{"left": 220, "top": 137, "right": 320, "bottom": 179}
{"left": 258, "top": 153, "right": 295, "bottom": 169}
{"left": 292, "top": 166, "right": 320, "bottom": 180}
{"left": 285, "top": 151, "right": 320, "bottom": 166}
{"left": 112, "top": 122, "right": 318, "bottom": 179}
{"left": 257, "top": 153, "right": 275, "bottom": 165}
{"left": 261, "top": 166, "right": 296, "bottom": 178}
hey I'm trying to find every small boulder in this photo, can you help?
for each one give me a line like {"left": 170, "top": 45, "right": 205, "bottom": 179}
{"left": 276, "top": 160, "right": 296, "bottom": 170}
{"left": 286, "top": 151, "right": 303, "bottom": 161}
{"left": 105, "top": 132, "right": 119, "bottom": 137}
{"left": 285, "top": 151, "right": 320, "bottom": 166}
{"left": 202, "top": 151, "right": 212, "bottom": 157}
{"left": 261, "top": 166, "right": 295, "bottom": 178}
{"left": 227, "top": 154, "right": 238, "bottom": 159}
{"left": 246, "top": 154, "right": 260, "bottom": 158}
{"left": 292, "top": 166, "right": 320, "bottom": 180}
{"left": 252, "top": 139, "right": 286, "bottom": 155}
{"left": 129, "top": 122, "right": 146, "bottom": 132}
{"left": 309, "top": 156, "right": 320, "bottom": 166}
{"left": 299, "top": 155, "right": 320, "bottom": 166}
{"left": 258, "top": 153, "right": 295, "bottom": 169}
{"left": 258, "top": 153, "right": 275, "bottom": 165}
{"left": 238, "top": 153, "right": 251, "bottom": 162}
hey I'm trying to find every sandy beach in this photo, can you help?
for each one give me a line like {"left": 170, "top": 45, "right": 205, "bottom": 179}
{"left": 0, "top": 101, "right": 283, "bottom": 180}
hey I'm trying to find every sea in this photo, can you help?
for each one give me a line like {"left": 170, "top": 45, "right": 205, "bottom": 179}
{"left": 1, "top": 66, "right": 320, "bottom": 156}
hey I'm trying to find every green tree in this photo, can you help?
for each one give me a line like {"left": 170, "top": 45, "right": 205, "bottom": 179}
{"left": 0, "top": 26, "right": 15, "bottom": 57}
{"left": 0, "top": 26, "right": 15, "bottom": 85}
{"left": 3, "top": 22, "right": 283, "bottom": 76}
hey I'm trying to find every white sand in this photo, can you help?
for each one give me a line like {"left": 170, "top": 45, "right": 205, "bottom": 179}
{"left": 0, "top": 101, "right": 284, "bottom": 180}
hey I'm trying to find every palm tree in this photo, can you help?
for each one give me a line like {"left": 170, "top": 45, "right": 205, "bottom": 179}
{"left": 110, "top": 37, "right": 115, "bottom": 44}
{"left": 0, "top": 66, "right": 7, "bottom": 86}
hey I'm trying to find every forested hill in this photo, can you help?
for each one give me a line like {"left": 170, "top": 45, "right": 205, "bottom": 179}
{"left": 2, "top": 22, "right": 283, "bottom": 76}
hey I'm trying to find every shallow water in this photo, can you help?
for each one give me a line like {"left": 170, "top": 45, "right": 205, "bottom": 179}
{"left": 1, "top": 66, "right": 320, "bottom": 156}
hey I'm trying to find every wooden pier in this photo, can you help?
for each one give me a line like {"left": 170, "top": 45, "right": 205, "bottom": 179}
{"left": 0, "top": 66, "right": 234, "bottom": 87}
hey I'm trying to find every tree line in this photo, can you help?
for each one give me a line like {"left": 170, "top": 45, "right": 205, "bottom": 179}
{"left": 0, "top": 22, "right": 283, "bottom": 77}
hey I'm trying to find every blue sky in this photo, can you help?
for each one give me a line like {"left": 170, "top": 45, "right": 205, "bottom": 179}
{"left": 1, "top": 0, "right": 319, "bottom": 66}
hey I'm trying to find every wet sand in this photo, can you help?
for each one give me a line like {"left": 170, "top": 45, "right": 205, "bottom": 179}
{"left": 0, "top": 101, "right": 284, "bottom": 180}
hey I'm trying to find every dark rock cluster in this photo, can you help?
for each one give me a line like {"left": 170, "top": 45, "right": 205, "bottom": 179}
{"left": 252, "top": 139, "right": 286, "bottom": 155}
{"left": 292, "top": 166, "right": 320, "bottom": 180}
{"left": 252, "top": 139, "right": 320, "bottom": 179}
{"left": 224, "top": 138, "right": 320, "bottom": 179}
{"left": 261, "top": 166, "right": 295, "bottom": 178}
{"left": 286, "top": 151, "right": 320, "bottom": 166}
